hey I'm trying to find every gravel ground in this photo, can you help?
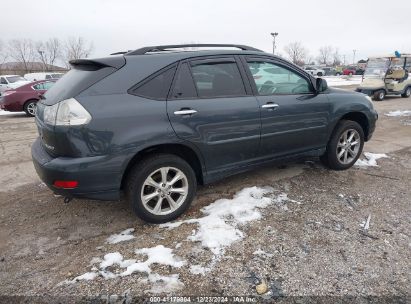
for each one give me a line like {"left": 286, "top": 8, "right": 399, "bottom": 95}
{"left": 0, "top": 91, "right": 410, "bottom": 303}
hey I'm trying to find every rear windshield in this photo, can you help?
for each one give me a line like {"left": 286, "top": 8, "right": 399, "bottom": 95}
{"left": 43, "top": 67, "right": 115, "bottom": 105}
{"left": 6, "top": 76, "right": 26, "bottom": 83}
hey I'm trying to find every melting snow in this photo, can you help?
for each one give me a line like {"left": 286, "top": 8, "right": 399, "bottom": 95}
{"left": 189, "top": 264, "right": 210, "bottom": 275}
{"left": 64, "top": 245, "right": 185, "bottom": 290}
{"left": 355, "top": 152, "right": 388, "bottom": 167}
{"left": 385, "top": 110, "right": 411, "bottom": 117}
{"left": 160, "top": 187, "right": 292, "bottom": 256}
{"left": 106, "top": 228, "right": 135, "bottom": 244}
{"left": 323, "top": 76, "right": 363, "bottom": 87}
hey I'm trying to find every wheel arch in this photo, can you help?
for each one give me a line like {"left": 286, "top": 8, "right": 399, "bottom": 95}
{"left": 120, "top": 143, "right": 205, "bottom": 190}
{"left": 23, "top": 98, "right": 39, "bottom": 109}
{"left": 331, "top": 112, "right": 370, "bottom": 142}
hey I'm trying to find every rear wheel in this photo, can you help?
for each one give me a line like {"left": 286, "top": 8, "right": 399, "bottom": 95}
{"left": 24, "top": 100, "right": 37, "bottom": 117}
{"left": 126, "top": 154, "right": 197, "bottom": 223}
{"left": 401, "top": 87, "right": 411, "bottom": 98}
{"left": 373, "top": 90, "right": 385, "bottom": 101}
{"left": 317, "top": 72, "right": 323, "bottom": 76}
{"left": 321, "top": 120, "right": 364, "bottom": 170}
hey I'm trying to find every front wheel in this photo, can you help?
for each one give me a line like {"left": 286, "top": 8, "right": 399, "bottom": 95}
{"left": 401, "top": 87, "right": 411, "bottom": 98}
{"left": 373, "top": 90, "right": 385, "bottom": 101}
{"left": 321, "top": 120, "right": 364, "bottom": 170}
{"left": 24, "top": 100, "right": 37, "bottom": 117}
{"left": 126, "top": 154, "right": 197, "bottom": 223}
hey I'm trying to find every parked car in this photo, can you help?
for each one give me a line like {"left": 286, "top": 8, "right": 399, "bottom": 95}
{"left": 303, "top": 66, "right": 325, "bottom": 76}
{"left": 32, "top": 44, "right": 378, "bottom": 223}
{"left": 342, "top": 66, "right": 357, "bottom": 76}
{"left": 0, "top": 80, "right": 55, "bottom": 116}
{"left": 0, "top": 75, "right": 30, "bottom": 95}
{"left": 322, "top": 67, "right": 338, "bottom": 76}
{"left": 24, "top": 72, "right": 64, "bottom": 82}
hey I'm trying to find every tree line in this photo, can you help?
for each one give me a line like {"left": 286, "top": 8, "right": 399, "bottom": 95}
{"left": 0, "top": 37, "right": 93, "bottom": 73}
{"left": 283, "top": 42, "right": 344, "bottom": 67}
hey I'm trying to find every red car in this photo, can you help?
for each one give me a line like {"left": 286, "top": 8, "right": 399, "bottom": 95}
{"left": 0, "top": 80, "right": 55, "bottom": 116}
{"left": 342, "top": 66, "right": 357, "bottom": 76}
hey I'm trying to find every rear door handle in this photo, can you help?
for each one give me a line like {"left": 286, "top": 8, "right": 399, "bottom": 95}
{"left": 261, "top": 103, "right": 279, "bottom": 109}
{"left": 174, "top": 109, "right": 197, "bottom": 115}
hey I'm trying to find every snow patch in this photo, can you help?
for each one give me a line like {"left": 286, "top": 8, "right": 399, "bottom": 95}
{"left": 160, "top": 187, "right": 293, "bottom": 256}
{"left": 106, "top": 228, "right": 135, "bottom": 244}
{"left": 189, "top": 264, "right": 210, "bottom": 275}
{"left": 253, "top": 249, "right": 274, "bottom": 258}
{"left": 355, "top": 152, "right": 388, "bottom": 167}
{"left": 323, "top": 75, "right": 363, "bottom": 87}
{"left": 146, "top": 273, "right": 185, "bottom": 293}
{"left": 385, "top": 110, "right": 411, "bottom": 117}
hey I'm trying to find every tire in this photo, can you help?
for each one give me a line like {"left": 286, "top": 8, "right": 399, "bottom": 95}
{"left": 336, "top": 73, "right": 341, "bottom": 76}
{"left": 317, "top": 72, "right": 323, "bottom": 76}
{"left": 321, "top": 120, "right": 364, "bottom": 170}
{"left": 126, "top": 153, "right": 197, "bottom": 223}
{"left": 349, "top": 72, "right": 353, "bottom": 76}
{"left": 24, "top": 100, "right": 37, "bottom": 117}
{"left": 401, "top": 87, "right": 411, "bottom": 98}
{"left": 373, "top": 90, "right": 385, "bottom": 101}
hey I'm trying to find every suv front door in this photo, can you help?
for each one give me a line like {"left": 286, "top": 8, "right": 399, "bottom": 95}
{"left": 167, "top": 57, "right": 261, "bottom": 177}
{"left": 243, "top": 57, "right": 330, "bottom": 158}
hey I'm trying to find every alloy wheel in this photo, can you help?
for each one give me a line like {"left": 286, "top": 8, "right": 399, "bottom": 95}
{"left": 336, "top": 129, "right": 361, "bottom": 165}
{"left": 140, "top": 167, "right": 188, "bottom": 216}
{"left": 27, "top": 102, "right": 36, "bottom": 116}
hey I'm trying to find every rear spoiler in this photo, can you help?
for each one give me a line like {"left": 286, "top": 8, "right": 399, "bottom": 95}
{"left": 69, "top": 56, "right": 126, "bottom": 70}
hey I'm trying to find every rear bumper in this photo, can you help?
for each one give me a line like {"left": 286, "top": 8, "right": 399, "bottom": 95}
{"left": 31, "top": 138, "right": 121, "bottom": 200}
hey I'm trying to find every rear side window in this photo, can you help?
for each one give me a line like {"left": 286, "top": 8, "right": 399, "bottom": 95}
{"left": 131, "top": 66, "right": 176, "bottom": 100}
{"left": 171, "top": 63, "right": 197, "bottom": 99}
{"left": 190, "top": 62, "right": 246, "bottom": 98}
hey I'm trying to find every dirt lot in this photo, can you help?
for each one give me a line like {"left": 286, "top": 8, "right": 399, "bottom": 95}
{"left": 0, "top": 91, "right": 410, "bottom": 303}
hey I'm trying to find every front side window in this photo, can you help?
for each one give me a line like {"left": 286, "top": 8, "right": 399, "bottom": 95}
{"left": 190, "top": 61, "right": 246, "bottom": 98}
{"left": 132, "top": 66, "right": 176, "bottom": 100}
{"left": 247, "top": 61, "right": 313, "bottom": 95}
{"left": 33, "top": 83, "right": 45, "bottom": 90}
{"left": 0, "top": 77, "right": 7, "bottom": 84}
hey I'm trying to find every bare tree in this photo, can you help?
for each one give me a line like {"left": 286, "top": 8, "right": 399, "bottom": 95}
{"left": 7, "top": 39, "right": 35, "bottom": 73}
{"left": 317, "top": 46, "right": 334, "bottom": 65}
{"left": 36, "top": 38, "right": 62, "bottom": 71}
{"left": 332, "top": 48, "right": 341, "bottom": 66}
{"left": 63, "top": 37, "right": 93, "bottom": 67}
{"left": 284, "top": 42, "right": 308, "bottom": 66}
{"left": 0, "top": 39, "right": 8, "bottom": 71}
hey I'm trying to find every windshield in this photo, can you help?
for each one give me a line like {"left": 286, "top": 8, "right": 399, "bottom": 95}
{"left": 364, "top": 58, "right": 389, "bottom": 77}
{"left": 6, "top": 76, "right": 26, "bottom": 83}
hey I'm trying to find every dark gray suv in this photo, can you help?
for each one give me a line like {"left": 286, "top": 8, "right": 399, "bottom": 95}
{"left": 32, "top": 44, "right": 378, "bottom": 223}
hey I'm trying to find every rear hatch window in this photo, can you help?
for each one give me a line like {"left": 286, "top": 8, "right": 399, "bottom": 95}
{"left": 41, "top": 66, "right": 117, "bottom": 106}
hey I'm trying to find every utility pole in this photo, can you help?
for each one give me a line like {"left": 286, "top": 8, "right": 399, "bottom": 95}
{"left": 353, "top": 49, "right": 357, "bottom": 65}
{"left": 270, "top": 32, "right": 278, "bottom": 55}
{"left": 38, "top": 50, "right": 45, "bottom": 72}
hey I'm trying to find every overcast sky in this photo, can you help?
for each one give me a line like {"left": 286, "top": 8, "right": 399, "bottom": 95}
{"left": 2, "top": 0, "right": 411, "bottom": 64}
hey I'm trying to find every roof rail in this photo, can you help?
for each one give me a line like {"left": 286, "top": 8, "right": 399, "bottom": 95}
{"left": 126, "top": 44, "right": 263, "bottom": 55}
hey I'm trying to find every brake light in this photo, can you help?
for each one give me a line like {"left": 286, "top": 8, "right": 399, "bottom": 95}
{"left": 44, "top": 98, "right": 91, "bottom": 126}
{"left": 53, "top": 180, "right": 78, "bottom": 189}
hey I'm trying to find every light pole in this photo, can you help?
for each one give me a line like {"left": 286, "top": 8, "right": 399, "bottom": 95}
{"left": 38, "top": 50, "right": 45, "bottom": 71}
{"left": 271, "top": 32, "right": 278, "bottom": 55}
{"left": 353, "top": 49, "right": 357, "bottom": 65}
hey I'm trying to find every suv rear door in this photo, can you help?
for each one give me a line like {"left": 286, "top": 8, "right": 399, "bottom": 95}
{"left": 242, "top": 56, "right": 330, "bottom": 158}
{"left": 167, "top": 56, "right": 261, "bottom": 176}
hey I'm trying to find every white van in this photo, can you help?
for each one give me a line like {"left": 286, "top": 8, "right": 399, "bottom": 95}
{"left": 0, "top": 75, "right": 30, "bottom": 94}
{"left": 24, "top": 72, "right": 64, "bottom": 81}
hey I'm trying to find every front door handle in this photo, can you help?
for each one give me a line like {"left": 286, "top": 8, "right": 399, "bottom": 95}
{"left": 261, "top": 103, "right": 279, "bottom": 109}
{"left": 174, "top": 109, "right": 197, "bottom": 115}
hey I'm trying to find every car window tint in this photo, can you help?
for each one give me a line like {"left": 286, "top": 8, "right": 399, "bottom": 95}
{"left": 171, "top": 63, "right": 197, "bottom": 99}
{"left": 190, "top": 62, "right": 246, "bottom": 98}
{"left": 0, "top": 77, "right": 7, "bottom": 84}
{"left": 247, "top": 61, "right": 313, "bottom": 95}
{"left": 133, "top": 66, "right": 176, "bottom": 100}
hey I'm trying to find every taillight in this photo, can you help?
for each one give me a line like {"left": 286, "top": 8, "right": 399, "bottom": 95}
{"left": 44, "top": 98, "right": 91, "bottom": 126}
{"left": 53, "top": 180, "right": 78, "bottom": 189}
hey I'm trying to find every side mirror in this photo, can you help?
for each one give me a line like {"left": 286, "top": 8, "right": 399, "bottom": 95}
{"left": 316, "top": 77, "right": 328, "bottom": 92}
